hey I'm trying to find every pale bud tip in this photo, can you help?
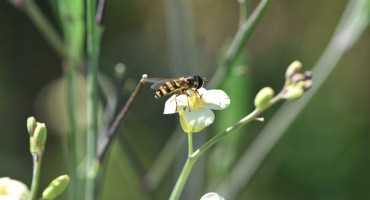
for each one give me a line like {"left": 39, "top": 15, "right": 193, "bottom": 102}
{"left": 285, "top": 60, "right": 303, "bottom": 78}
{"left": 255, "top": 117, "right": 265, "bottom": 122}
{"left": 254, "top": 87, "right": 275, "bottom": 109}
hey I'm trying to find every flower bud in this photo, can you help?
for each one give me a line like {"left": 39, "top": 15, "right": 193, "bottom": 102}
{"left": 200, "top": 192, "right": 225, "bottom": 200}
{"left": 304, "top": 71, "right": 313, "bottom": 80}
{"left": 290, "top": 73, "right": 305, "bottom": 83}
{"left": 27, "top": 116, "right": 37, "bottom": 136}
{"left": 283, "top": 86, "right": 304, "bottom": 100}
{"left": 30, "top": 123, "right": 47, "bottom": 155}
{"left": 42, "top": 175, "right": 70, "bottom": 200}
{"left": 285, "top": 60, "right": 302, "bottom": 79}
{"left": 302, "top": 80, "right": 313, "bottom": 90}
{"left": 254, "top": 87, "right": 275, "bottom": 109}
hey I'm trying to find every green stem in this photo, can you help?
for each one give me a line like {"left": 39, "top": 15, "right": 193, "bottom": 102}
{"left": 169, "top": 134, "right": 196, "bottom": 200}
{"left": 209, "top": 0, "right": 271, "bottom": 87}
{"left": 64, "top": 62, "right": 80, "bottom": 199}
{"left": 196, "top": 96, "right": 281, "bottom": 158}
{"left": 169, "top": 158, "right": 197, "bottom": 200}
{"left": 85, "top": 0, "right": 100, "bottom": 198}
{"left": 187, "top": 133, "right": 193, "bottom": 155}
{"left": 22, "top": 0, "right": 66, "bottom": 57}
{"left": 30, "top": 154, "right": 43, "bottom": 200}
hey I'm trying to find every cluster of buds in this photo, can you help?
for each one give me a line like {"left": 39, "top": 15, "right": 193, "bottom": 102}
{"left": 253, "top": 60, "right": 313, "bottom": 110}
{"left": 27, "top": 116, "right": 47, "bottom": 156}
{"left": 282, "top": 60, "right": 313, "bottom": 100}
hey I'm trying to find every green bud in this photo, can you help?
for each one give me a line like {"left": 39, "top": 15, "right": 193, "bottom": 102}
{"left": 254, "top": 87, "right": 275, "bottom": 109}
{"left": 30, "top": 123, "right": 47, "bottom": 155}
{"left": 42, "top": 175, "right": 70, "bottom": 200}
{"left": 283, "top": 86, "right": 304, "bottom": 100}
{"left": 285, "top": 60, "right": 303, "bottom": 79}
{"left": 27, "top": 116, "right": 37, "bottom": 136}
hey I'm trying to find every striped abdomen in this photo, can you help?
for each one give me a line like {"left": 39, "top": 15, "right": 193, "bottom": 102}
{"left": 154, "top": 79, "right": 184, "bottom": 98}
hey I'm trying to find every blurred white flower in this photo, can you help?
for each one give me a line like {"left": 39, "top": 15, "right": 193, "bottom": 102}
{"left": 200, "top": 192, "right": 225, "bottom": 200}
{"left": 0, "top": 177, "right": 29, "bottom": 200}
{"left": 164, "top": 88, "right": 230, "bottom": 133}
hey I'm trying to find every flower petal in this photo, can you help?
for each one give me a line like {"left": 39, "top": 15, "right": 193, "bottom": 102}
{"left": 197, "top": 87, "right": 208, "bottom": 95}
{"left": 163, "top": 95, "right": 177, "bottom": 114}
{"left": 200, "top": 192, "right": 225, "bottom": 200}
{"left": 175, "top": 94, "right": 189, "bottom": 109}
{"left": 201, "top": 89, "right": 230, "bottom": 110}
{"left": 0, "top": 177, "right": 29, "bottom": 200}
{"left": 179, "top": 109, "right": 214, "bottom": 133}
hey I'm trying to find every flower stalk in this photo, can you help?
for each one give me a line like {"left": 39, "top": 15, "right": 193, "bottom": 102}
{"left": 30, "top": 155, "right": 42, "bottom": 200}
{"left": 169, "top": 133, "right": 196, "bottom": 200}
{"left": 27, "top": 117, "right": 48, "bottom": 200}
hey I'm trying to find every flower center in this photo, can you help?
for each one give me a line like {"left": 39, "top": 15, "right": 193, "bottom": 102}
{"left": 187, "top": 91, "right": 205, "bottom": 111}
{"left": 0, "top": 186, "right": 8, "bottom": 196}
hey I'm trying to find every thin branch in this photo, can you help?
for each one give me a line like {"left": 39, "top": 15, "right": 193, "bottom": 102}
{"left": 96, "top": 0, "right": 107, "bottom": 25}
{"left": 209, "top": 0, "right": 271, "bottom": 87}
{"left": 195, "top": 96, "right": 282, "bottom": 158}
{"left": 97, "top": 74, "right": 148, "bottom": 163}
{"left": 11, "top": 0, "right": 66, "bottom": 58}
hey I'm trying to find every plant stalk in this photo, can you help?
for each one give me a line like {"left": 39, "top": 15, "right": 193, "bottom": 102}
{"left": 85, "top": 0, "right": 100, "bottom": 198}
{"left": 30, "top": 154, "right": 42, "bottom": 200}
{"left": 22, "top": 0, "right": 66, "bottom": 57}
{"left": 169, "top": 133, "right": 196, "bottom": 200}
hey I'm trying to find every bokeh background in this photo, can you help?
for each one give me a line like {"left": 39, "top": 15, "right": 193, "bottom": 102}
{"left": 0, "top": 0, "right": 369, "bottom": 199}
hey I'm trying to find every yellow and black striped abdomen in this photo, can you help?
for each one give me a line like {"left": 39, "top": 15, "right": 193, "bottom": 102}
{"left": 154, "top": 79, "right": 185, "bottom": 98}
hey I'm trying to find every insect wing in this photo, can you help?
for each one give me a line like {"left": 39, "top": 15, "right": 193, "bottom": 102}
{"left": 145, "top": 78, "right": 172, "bottom": 90}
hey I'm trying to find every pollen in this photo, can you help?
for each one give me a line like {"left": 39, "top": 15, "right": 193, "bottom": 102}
{"left": 0, "top": 186, "right": 8, "bottom": 196}
{"left": 187, "top": 90, "right": 205, "bottom": 111}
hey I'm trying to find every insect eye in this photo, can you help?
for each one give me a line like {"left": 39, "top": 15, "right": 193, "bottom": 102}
{"left": 193, "top": 75, "right": 203, "bottom": 89}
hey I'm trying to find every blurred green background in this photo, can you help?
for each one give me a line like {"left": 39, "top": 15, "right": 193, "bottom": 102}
{"left": 0, "top": 0, "right": 369, "bottom": 199}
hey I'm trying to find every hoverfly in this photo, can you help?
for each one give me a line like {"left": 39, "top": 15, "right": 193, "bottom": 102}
{"left": 147, "top": 75, "right": 205, "bottom": 99}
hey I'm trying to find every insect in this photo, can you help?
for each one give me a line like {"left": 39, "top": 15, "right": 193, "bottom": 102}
{"left": 148, "top": 75, "right": 205, "bottom": 99}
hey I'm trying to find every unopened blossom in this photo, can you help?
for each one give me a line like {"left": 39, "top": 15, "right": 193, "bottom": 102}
{"left": 0, "top": 177, "right": 29, "bottom": 200}
{"left": 200, "top": 192, "right": 225, "bottom": 200}
{"left": 164, "top": 88, "right": 230, "bottom": 133}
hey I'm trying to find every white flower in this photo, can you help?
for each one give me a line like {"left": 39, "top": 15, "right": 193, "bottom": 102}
{"left": 0, "top": 177, "right": 29, "bottom": 200}
{"left": 200, "top": 192, "right": 225, "bottom": 200}
{"left": 164, "top": 88, "right": 230, "bottom": 133}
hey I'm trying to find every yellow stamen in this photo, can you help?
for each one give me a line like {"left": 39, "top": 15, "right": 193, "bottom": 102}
{"left": 0, "top": 186, "right": 8, "bottom": 196}
{"left": 187, "top": 90, "right": 205, "bottom": 111}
